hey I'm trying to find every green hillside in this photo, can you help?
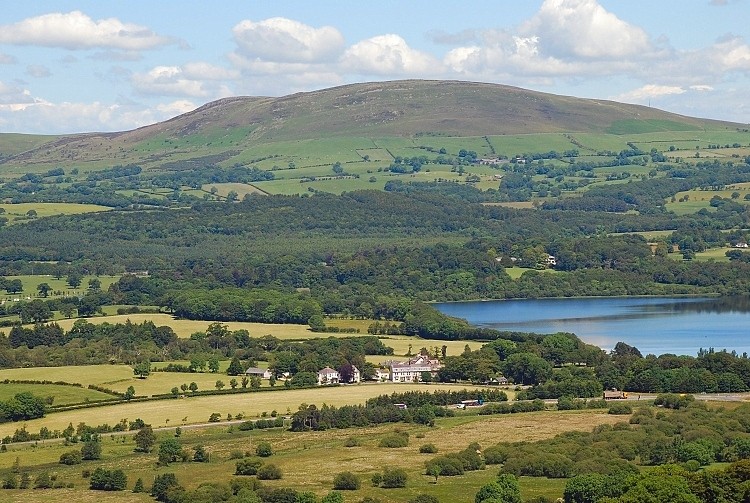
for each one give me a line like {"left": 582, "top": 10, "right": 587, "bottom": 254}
{"left": 0, "top": 80, "right": 743, "bottom": 175}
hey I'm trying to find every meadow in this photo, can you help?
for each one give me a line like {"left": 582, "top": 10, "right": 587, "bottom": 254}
{"left": 0, "top": 275, "right": 120, "bottom": 303}
{"left": 0, "top": 382, "right": 496, "bottom": 437}
{"left": 0, "top": 202, "right": 111, "bottom": 224}
{"left": 0, "top": 383, "right": 113, "bottom": 406}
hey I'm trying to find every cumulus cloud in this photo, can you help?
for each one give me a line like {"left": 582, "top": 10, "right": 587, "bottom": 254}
{"left": 0, "top": 81, "right": 38, "bottom": 107}
{"left": 342, "top": 34, "right": 443, "bottom": 75}
{"left": 520, "top": 0, "right": 653, "bottom": 59}
{"left": 132, "top": 64, "right": 237, "bottom": 99}
{"left": 0, "top": 11, "right": 174, "bottom": 50}
{"left": 232, "top": 17, "right": 344, "bottom": 63}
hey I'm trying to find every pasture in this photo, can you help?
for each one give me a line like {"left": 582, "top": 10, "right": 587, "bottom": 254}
{"left": 0, "top": 382, "right": 496, "bottom": 437}
{"left": 0, "top": 383, "right": 114, "bottom": 406}
{"left": 1, "top": 274, "right": 120, "bottom": 302}
{"left": 0, "top": 202, "right": 111, "bottom": 223}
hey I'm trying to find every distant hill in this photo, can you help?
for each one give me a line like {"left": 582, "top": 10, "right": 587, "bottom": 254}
{"left": 0, "top": 79, "right": 744, "bottom": 171}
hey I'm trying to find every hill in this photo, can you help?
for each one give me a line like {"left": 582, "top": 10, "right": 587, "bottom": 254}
{"left": 0, "top": 79, "right": 742, "bottom": 172}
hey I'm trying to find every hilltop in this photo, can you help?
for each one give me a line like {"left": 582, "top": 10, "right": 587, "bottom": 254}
{"left": 0, "top": 80, "right": 742, "bottom": 172}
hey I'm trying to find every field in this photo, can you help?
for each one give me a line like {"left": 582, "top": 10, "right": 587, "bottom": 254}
{"left": 0, "top": 202, "right": 111, "bottom": 224}
{"left": 0, "top": 404, "right": 624, "bottom": 503}
{"left": 0, "top": 382, "right": 496, "bottom": 437}
{"left": 0, "top": 383, "right": 113, "bottom": 406}
{"left": 0, "top": 275, "right": 120, "bottom": 303}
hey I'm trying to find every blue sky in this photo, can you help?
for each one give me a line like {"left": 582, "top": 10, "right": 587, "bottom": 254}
{"left": 0, "top": 0, "right": 748, "bottom": 134}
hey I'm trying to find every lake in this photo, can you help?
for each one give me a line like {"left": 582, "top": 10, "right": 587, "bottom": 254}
{"left": 433, "top": 296, "right": 750, "bottom": 356}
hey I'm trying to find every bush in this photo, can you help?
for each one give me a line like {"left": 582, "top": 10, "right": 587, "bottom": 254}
{"left": 89, "top": 468, "right": 127, "bottom": 491}
{"left": 59, "top": 450, "right": 82, "bottom": 465}
{"left": 255, "top": 441, "right": 273, "bottom": 457}
{"left": 410, "top": 495, "right": 439, "bottom": 503}
{"left": 235, "top": 458, "right": 263, "bottom": 476}
{"left": 33, "top": 471, "right": 53, "bottom": 489}
{"left": 333, "top": 471, "right": 360, "bottom": 490}
{"left": 607, "top": 403, "right": 632, "bottom": 415}
{"left": 380, "top": 468, "right": 407, "bottom": 488}
{"left": 419, "top": 443, "right": 438, "bottom": 453}
{"left": 81, "top": 440, "right": 102, "bottom": 460}
{"left": 344, "top": 437, "right": 361, "bottom": 447}
{"left": 257, "top": 463, "right": 282, "bottom": 480}
{"left": 426, "top": 455, "right": 465, "bottom": 476}
{"left": 484, "top": 445, "right": 510, "bottom": 465}
{"left": 379, "top": 432, "right": 409, "bottom": 448}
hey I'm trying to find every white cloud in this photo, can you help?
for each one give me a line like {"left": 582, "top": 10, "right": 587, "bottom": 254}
{"left": 690, "top": 85, "right": 714, "bottom": 92}
{"left": 520, "top": 0, "right": 653, "bottom": 59}
{"left": 232, "top": 17, "right": 344, "bottom": 63}
{"left": 342, "top": 34, "right": 443, "bottom": 75}
{"left": 0, "top": 81, "right": 37, "bottom": 107}
{"left": 0, "top": 11, "right": 174, "bottom": 50}
{"left": 613, "top": 84, "right": 686, "bottom": 103}
{"left": 0, "top": 53, "right": 16, "bottom": 64}
{"left": 155, "top": 100, "right": 198, "bottom": 117}
{"left": 132, "top": 66, "right": 212, "bottom": 98}
{"left": 26, "top": 65, "right": 51, "bottom": 78}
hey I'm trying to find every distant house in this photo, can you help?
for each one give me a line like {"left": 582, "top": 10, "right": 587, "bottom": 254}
{"left": 390, "top": 355, "right": 443, "bottom": 383}
{"left": 374, "top": 368, "right": 390, "bottom": 381}
{"left": 244, "top": 367, "right": 272, "bottom": 379}
{"left": 317, "top": 367, "right": 340, "bottom": 385}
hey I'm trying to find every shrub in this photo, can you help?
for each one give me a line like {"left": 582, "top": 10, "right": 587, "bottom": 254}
{"left": 34, "top": 471, "right": 53, "bottom": 489}
{"left": 322, "top": 492, "right": 345, "bottom": 503}
{"left": 255, "top": 441, "right": 273, "bottom": 457}
{"left": 59, "top": 450, "right": 82, "bottom": 465}
{"left": 81, "top": 440, "right": 102, "bottom": 460}
{"left": 89, "top": 467, "right": 127, "bottom": 491}
{"left": 379, "top": 432, "right": 409, "bottom": 448}
{"left": 229, "top": 450, "right": 245, "bottom": 460}
{"left": 235, "top": 458, "right": 263, "bottom": 476}
{"left": 484, "top": 445, "right": 510, "bottom": 465}
{"left": 608, "top": 403, "right": 632, "bottom": 415}
{"left": 333, "top": 471, "right": 360, "bottom": 490}
{"left": 410, "top": 495, "right": 439, "bottom": 503}
{"left": 151, "top": 473, "right": 181, "bottom": 502}
{"left": 344, "top": 437, "right": 361, "bottom": 447}
{"left": 426, "top": 456, "right": 465, "bottom": 476}
{"left": 257, "top": 463, "right": 282, "bottom": 480}
{"left": 380, "top": 468, "right": 407, "bottom": 488}
{"left": 419, "top": 443, "right": 438, "bottom": 453}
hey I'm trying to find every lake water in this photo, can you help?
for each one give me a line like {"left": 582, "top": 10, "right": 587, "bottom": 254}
{"left": 433, "top": 296, "right": 750, "bottom": 356}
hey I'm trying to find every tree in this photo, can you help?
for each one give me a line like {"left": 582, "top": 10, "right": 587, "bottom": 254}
{"left": 81, "top": 439, "right": 102, "bottom": 460}
{"left": 332, "top": 162, "right": 344, "bottom": 174}
{"left": 208, "top": 355, "right": 220, "bottom": 373}
{"left": 133, "top": 425, "right": 156, "bottom": 452}
{"left": 250, "top": 376, "right": 262, "bottom": 389}
{"left": 193, "top": 445, "right": 209, "bottom": 462}
{"left": 241, "top": 376, "right": 249, "bottom": 388}
{"left": 229, "top": 378, "right": 238, "bottom": 389}
{"left": 5, "top": 279, "right": 22, "bottom": 294}
{"left": 132, "top": 477, "right": 144, "bottom": 493}
{"left": 151, "top": 473, "right": 181, "bottom": 501}
{"left": 188, "top": 382, "right": 198, "bottom": 393}
{"left": 158, "top": 437, "right": 183, "bottom": 465}
{"left": 88, "top": 278, "right": 102, "bottom": 291}
{"left": 215, "top": 380, "right": 225, "bottom": 390}
{"left": 133, "top": 361, "right": 151, "bottom": 379}
{"left": 475, "top": 476, "right": 521, "bottom": 503}
{"left": 227, "top": 356, "right": 244, "bottom": 376}
{"left": 67, "top": 273, "right": 82, "bottom": 288}
{"left": 59, "top": 450, "right": 82, "bottom": 465}
{"left": 37, "top": 282, "right": 52, "bottom": 298}
{"left": 503, "top": 352, "right": 552, "bottom": 385}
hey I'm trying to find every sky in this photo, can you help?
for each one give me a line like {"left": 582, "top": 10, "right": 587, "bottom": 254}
{"left": 0, "top": 0, "right": 749, "bottom": 135}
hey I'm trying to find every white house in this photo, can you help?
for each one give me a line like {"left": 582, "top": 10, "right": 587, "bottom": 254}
{"left": 317, "top": 367, "right": 340, "bottom": 385}
{"left": 390, "top": 355, "right": 443, "bottom": 383}
{"left": 244, "top": 367, "right": 272, "bottom": 379}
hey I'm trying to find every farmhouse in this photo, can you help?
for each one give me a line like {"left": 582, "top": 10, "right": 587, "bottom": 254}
{"left": 317, "top": 367, "right": 340, "bottom": 385}
{"left": 244, "top": 367, "right": 272, "bottom": 379}
{"left": 390, "top": 355, "right": 443, "bottom": 383}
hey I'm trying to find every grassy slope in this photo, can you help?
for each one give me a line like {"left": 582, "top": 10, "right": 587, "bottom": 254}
{"left": 1, "top": 80, "right": 741, "bottom": 174}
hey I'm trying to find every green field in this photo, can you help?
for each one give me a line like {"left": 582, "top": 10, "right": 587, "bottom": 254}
{"left": 0, "top": 407, "right": 624, "bottom": 503}
{"left": 0, "top": 383, "right": 114, "bottom": 406}
{"left": 0, "top": 382, "right": 496, "bottom": 437}
{"left": 0, "top": 275, "right": 120, "bottom": 302}
{"left": 0, "top": 202, "right": 111, "bottom": 224}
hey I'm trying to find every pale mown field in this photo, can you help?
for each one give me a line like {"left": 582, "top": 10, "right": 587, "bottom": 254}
{"left": 0, "top": 382, "right": 493, "bottom": 437}
{"left": 38, "top": 313, "right": 485, "bottom": 358}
